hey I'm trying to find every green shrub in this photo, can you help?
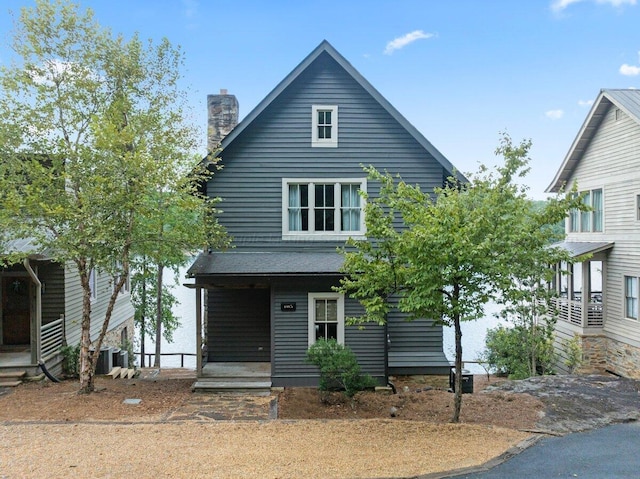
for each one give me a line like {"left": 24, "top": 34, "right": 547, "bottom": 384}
{"left": 305, "top": 339, "right": 377, "bottom": 397}
{"left": 484, "top": 322, "right": 556, "bottom": 380}
{"left": 562, "top": 334, "right": 583, "bottom": 373}
{"left": 60, "top": 344, "right": 81, "bottom": 378}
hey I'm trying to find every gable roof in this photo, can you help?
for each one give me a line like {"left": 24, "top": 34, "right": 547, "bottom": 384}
{"left": 546, "top": 89, "right": 640, "bottom": 193}
{"left": 215, "top": 40, "right": 466, "bottom": 183}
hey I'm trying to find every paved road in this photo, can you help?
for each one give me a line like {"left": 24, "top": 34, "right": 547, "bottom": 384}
{"left": 452, "top": 422, "right": 640, "bottom": 478}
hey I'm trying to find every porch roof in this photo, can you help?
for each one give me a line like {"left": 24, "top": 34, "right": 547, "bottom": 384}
{"left": 2, "top": 237, "right": 53, "bottom": 260}
{"left": 550, "top": 240, "right": 614, "bottom": 258}
{"left": 187, "top": 251, "right": 345, "bottom": 277}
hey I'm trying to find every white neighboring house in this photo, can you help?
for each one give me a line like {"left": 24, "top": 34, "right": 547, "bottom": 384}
{"left": 546, "top": 89, "right": 640, "bottom": 378}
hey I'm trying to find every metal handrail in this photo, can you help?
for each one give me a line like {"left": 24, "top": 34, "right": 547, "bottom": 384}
{"left": 135, "top": 352, "right": 197, "bottom": 368}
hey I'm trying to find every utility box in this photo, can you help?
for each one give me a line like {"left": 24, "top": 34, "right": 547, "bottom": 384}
{"left": 118, "top": 349, "right": 129, "bottom": 369}
{"left": 95, "top": 347, "right": 113, "bottom": 374}
{"left": 111, "top": 348, "right": 121, "bottom": 368}
{"left": 449, "top": 368, "right": 474, "bottom": 394}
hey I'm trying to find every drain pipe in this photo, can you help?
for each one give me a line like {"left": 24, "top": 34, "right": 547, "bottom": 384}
{"left": 23, "top": 259, "right": 60, "bottom": 383}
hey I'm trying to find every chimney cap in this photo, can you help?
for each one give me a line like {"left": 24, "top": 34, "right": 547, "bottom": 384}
{"left": 220, "top": 88, "right": 228, "bottom": 95}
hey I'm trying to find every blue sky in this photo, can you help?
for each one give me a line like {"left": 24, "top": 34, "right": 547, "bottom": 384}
{"left": 1, "top": 0, "right": 639, "bottom": 198}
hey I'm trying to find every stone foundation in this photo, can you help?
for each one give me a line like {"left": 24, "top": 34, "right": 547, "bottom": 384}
{"left": 569, "top": 333, "right": 640, "bottom": 379}
{"left": 96, "top": 316, "right": 135, "bottom": 349}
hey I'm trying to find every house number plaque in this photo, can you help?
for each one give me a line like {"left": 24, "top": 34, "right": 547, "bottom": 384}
{"left": 281, "top": 302, "right": 296, "bottom": 312}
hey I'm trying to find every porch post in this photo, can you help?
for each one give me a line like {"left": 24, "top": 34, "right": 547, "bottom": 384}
{"left": 196, "top": 285, "right": 202, "bottom": 374}
{"left": 581, "top": 261, "right": 589, "bottom": 328}
{"left": 23, "top": 259, "right": 41, "bottom": 364}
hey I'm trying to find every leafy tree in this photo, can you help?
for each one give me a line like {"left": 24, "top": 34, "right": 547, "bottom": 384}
{"left": 130, "top": 258, "right": 181, "bottom": 367}
{"left": 338, "top": 134, "right": 581, "bottom": 422}
{"left": 0, "top": 0, "right": 225, "bottom": 392}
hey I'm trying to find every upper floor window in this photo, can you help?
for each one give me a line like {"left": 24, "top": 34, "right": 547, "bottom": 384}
{"left": 283, "top": 178, "right": 366, "bottom": 240}
{"left": 569, "top": 188, "right": 602, "bottom": 233}
{"left": 312, "top": 105, "right": 338, "bottom": 148}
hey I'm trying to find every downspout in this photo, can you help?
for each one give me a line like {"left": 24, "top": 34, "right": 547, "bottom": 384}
{"left": 23, "top": 258, "right": 42, "bottom": 364}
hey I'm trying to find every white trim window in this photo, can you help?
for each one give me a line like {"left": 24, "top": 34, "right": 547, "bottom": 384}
{"left": 569, "top": 188, "right": 603, "bottom": 233}
{"left": 624, "top": 275, "right": 638, "bottom": 320}
{"left": 312, "top": 105, "right": 338, "bottom": 148}
{"left": 283, "top": 178, "right": 366, "bottom": 240}
{"left": 308, "top": 292, "right": 345, "bottom": 346}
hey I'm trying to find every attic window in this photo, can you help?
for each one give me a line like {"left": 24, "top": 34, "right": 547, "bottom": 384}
{"left": 312, "top": 105, "right": 338, "bottom": 148}
{"left": 616, "top": 108, "right": 622, "bottom": 121}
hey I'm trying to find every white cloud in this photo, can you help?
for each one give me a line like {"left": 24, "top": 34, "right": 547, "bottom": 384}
{"left": 578, "top": 99, "right": 594, "bottom": 107}
{"left": 620, "top": 63, "right": 640, "bottom": 76}
{"left": 384, "top": 30, "right": 434, "bottom": 55}
{"left": 183, "top": 0, "right": 198, "bottom": 18}
{"left": 545, "top": 109, "right": 564, "bottom": 120}
{"left": 551, "top": 0, "right": 636, "bottom": 11}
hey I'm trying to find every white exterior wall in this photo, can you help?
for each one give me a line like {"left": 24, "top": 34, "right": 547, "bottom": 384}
{"left": 562, "top": 103, "right": 640, "bottom": 376}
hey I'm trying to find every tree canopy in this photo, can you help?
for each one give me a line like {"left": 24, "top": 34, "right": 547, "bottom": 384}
{"left": 0, "top": 0, "right": 225, "bottom": 392}
{"left": 338, "top": 134, "right": 581, "bottom": 422}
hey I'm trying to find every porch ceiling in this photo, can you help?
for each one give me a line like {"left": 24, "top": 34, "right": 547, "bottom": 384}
{"left": 550, "top": 241, "right": 614, "bottom": 258}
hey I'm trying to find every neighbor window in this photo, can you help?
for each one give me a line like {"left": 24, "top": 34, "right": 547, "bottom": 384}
{"left": 625, "top": 276, "right": 638, "bottom": 320}
{"left": 312, "top": 105, "right": 338, "bottom": 147}
{"left": 89, "top": 268, "right": 97, "bottom": 301}
{"left": 636, "top": 194, "right": 640, "bottom": 221}
{"left": 308, "top": 292, "right": 345, "bottom": 346}
{"left": 568, "top": 188, "right": 603, "bottom": 233}
{"left": 283, "top": 178, "right": 366, "bottom": 240}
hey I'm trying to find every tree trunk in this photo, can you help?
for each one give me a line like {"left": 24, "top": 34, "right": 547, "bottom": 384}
{"left": 153, "top": 263, "right": 163, "bottom": 368}
{"left": 451, "top": 313, "right": 463, "bottom": 423}
{"left": 139, "top": 274, "right": 146, "bottom": 368}
{"left": 78, "top": 263, "right": 95, "bottom": 394}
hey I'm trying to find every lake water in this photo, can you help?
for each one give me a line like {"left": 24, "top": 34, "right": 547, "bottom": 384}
{"left": 140, "top": 265, "right": 503, "bottom": 374}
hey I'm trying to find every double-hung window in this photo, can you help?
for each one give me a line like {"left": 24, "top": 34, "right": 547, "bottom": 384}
{"left": 568, "top": 188, "right": 603, "bottom": 233}
{"left": 312, "top": 105, "right": 338, "bottom": 148}
{"left": 89, "top": 268, "right": 97, "bottom": 301}
{"left": 625, "top": 276, "right": 639, "bottom": 320}
{"left": 283, "top": 178, "right": 366, "bottom": 240}
{"left": 308, "top": 292, "right": 345, "bottom": 346}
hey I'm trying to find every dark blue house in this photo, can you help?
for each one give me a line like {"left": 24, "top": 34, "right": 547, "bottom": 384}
{"left": 188, "top": 41, "right": 464, "bottom": 391}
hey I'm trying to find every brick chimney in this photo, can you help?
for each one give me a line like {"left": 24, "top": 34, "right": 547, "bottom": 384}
{"left": 207, "top": 89, "right": 239, "bottom": 152}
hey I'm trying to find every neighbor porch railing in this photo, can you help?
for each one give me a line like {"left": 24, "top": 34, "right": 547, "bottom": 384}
{"left": 550, "top": 295, "right": 604, "bottom": 328}
{"left": 41, "top": 316, "right": 65, "bottom": 361}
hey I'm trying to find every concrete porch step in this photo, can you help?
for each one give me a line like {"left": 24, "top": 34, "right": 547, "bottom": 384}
{"left": 192, "top": 380, "right": 272, "bottom": 395}
{"left": 0, "top": 380, "right": 22, "bottom": 388}
{"left": 0, "top": 370, "right": 27, "bottom": 387}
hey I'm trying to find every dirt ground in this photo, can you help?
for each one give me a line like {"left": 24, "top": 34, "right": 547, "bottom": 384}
{"left": 0, "top": 372, "right": 539, "bottom": 478}
{"left": 0, "top": 372, "right": 543, "bottom": 429}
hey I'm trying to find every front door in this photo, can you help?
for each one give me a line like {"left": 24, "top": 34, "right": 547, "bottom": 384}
{"left": 1, "top": 276, "right": 32, "bottom": 345}
{"left": 208, "top": 287, "right": 271, "bottom": 362}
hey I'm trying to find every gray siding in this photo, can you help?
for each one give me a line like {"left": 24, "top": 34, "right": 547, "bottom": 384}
{"left": 207, "top": 52, "right": 447, "bottom": 252}
{"left": 38, "top": 263, "right": 65, "bottom": 324}
{"left": 64, "top": 263, "right": 135, "bottom": 348}
{"left": 271, "top": 277, "right": 385, "bottom": 387}
{"left": 207, "top": 287, "right": 270, "bottom": 361}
